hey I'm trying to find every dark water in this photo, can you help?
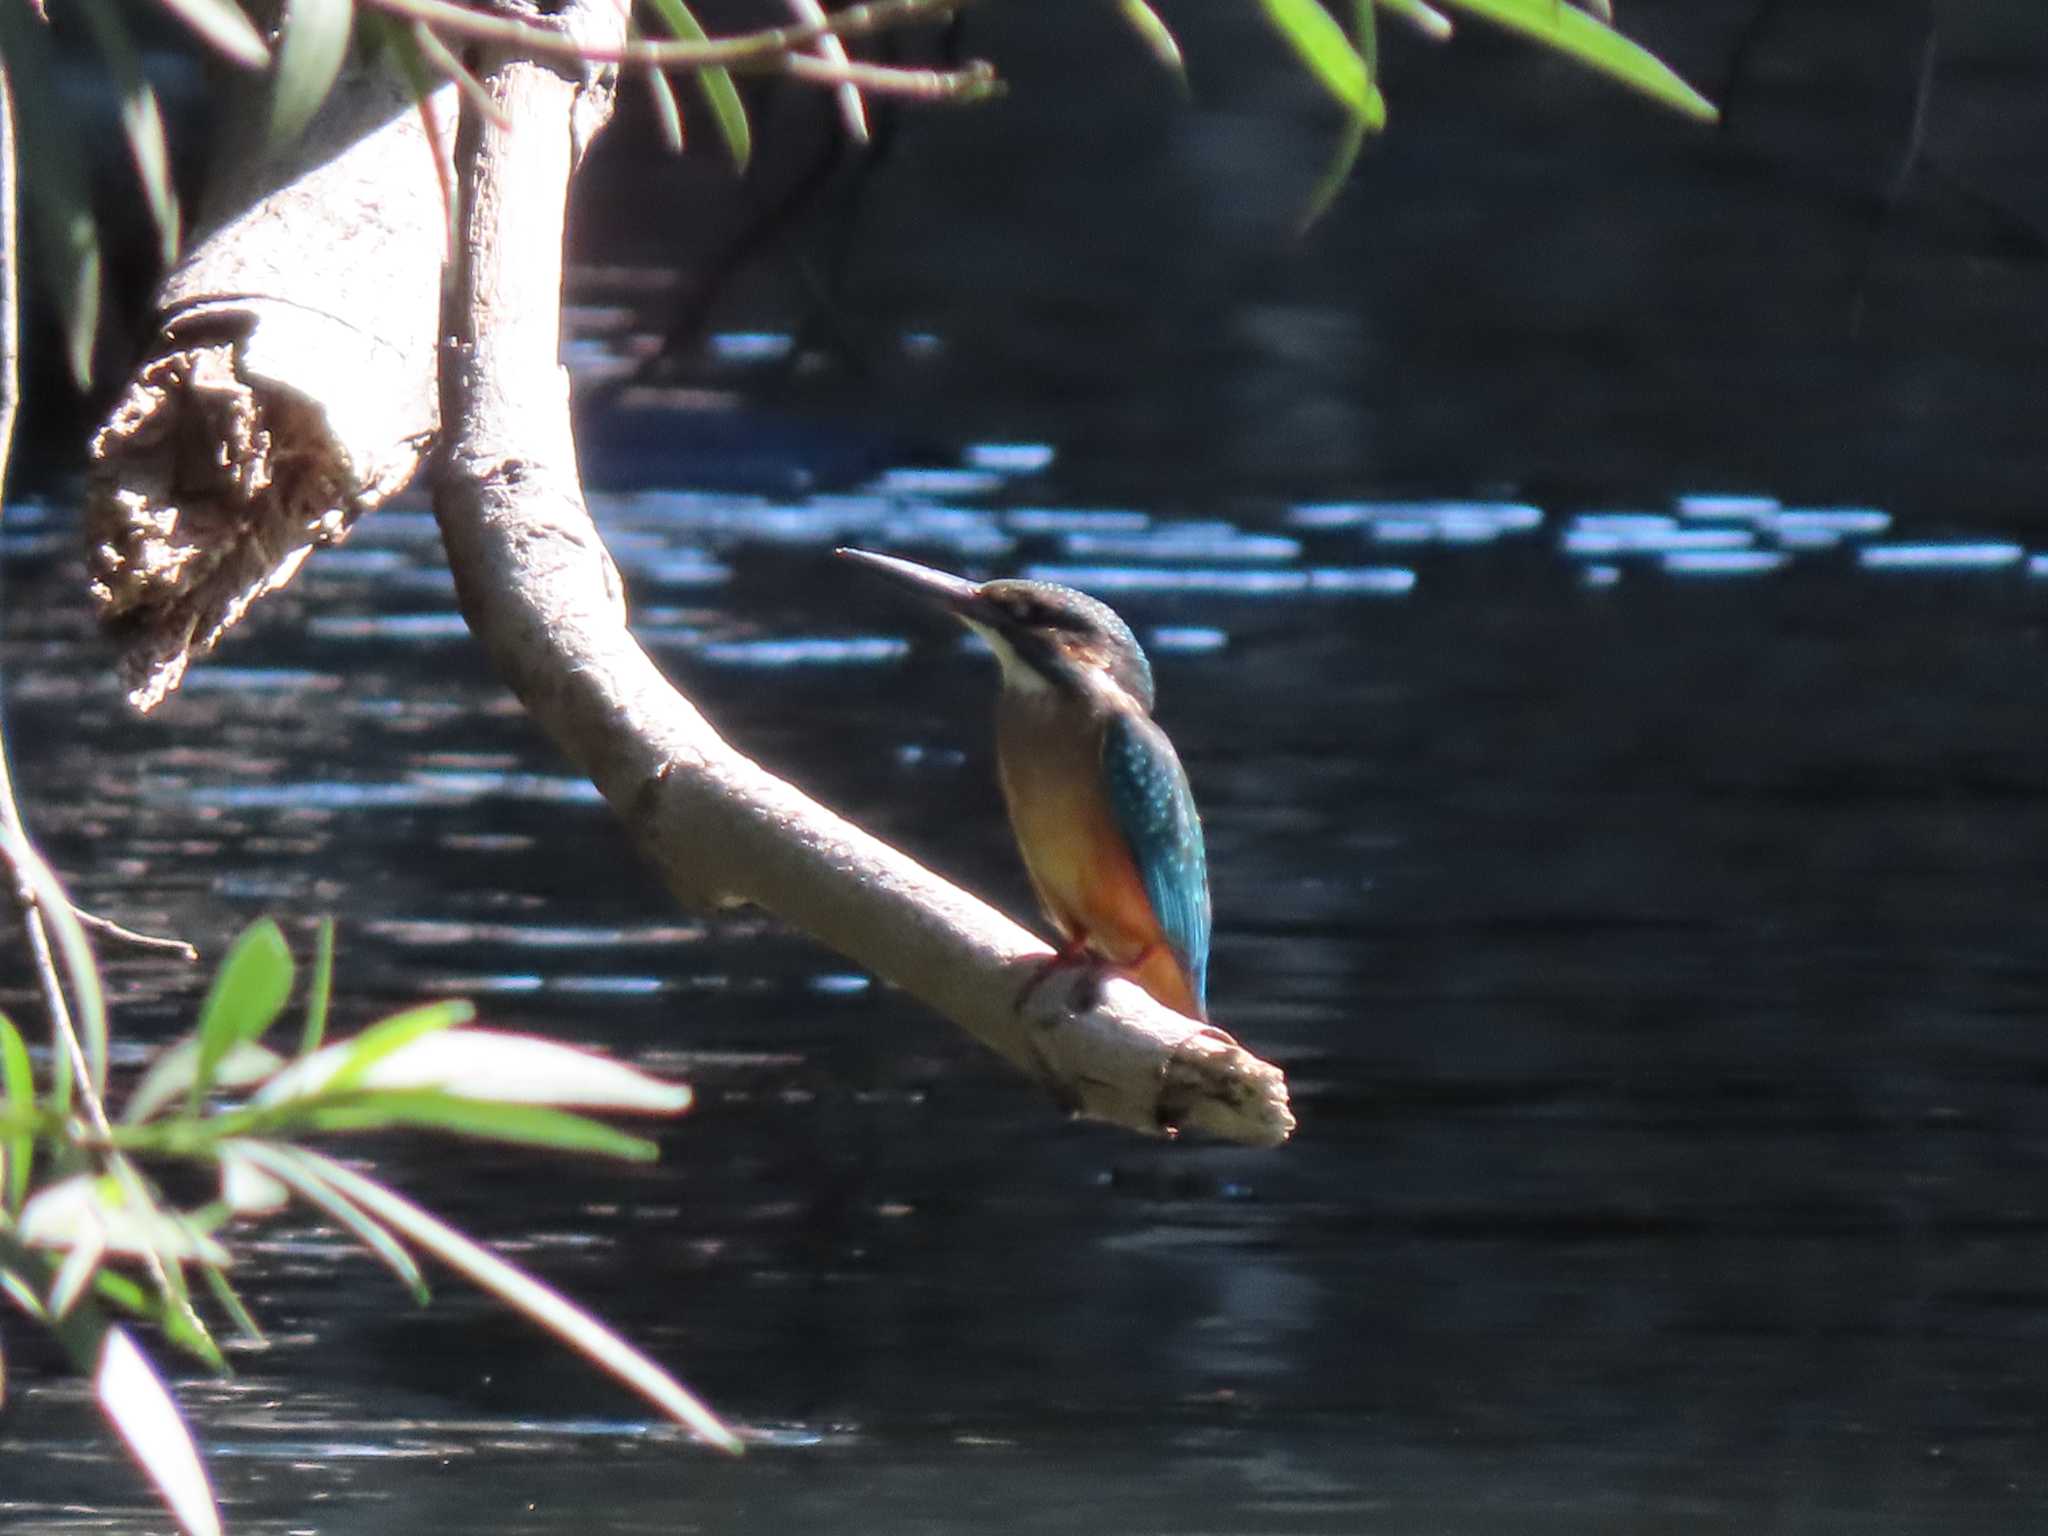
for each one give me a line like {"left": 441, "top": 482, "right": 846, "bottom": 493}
{"left": 9, "top": 3, "right": 2048, "bottom": 1531}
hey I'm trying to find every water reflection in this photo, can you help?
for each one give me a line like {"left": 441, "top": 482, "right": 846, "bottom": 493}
{"left": 10, "top": 319, "right": 2048, "bottom": 1536}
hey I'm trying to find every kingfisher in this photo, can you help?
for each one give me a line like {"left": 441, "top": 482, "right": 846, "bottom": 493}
{"left": 838, "top": 548, "right": 1210, "bottom": 1021}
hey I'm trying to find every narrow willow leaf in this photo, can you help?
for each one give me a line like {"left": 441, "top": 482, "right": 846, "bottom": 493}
{"left": 103, "top": 1162, "right": 225, "bottom": 1372}
{"left": 2, "top": 1258, "right": 47, "bottom": 1319}
{"left": 1260, "top": 0, "right": 1379, "bottom": 120}
{"left": 271, "top": 1028, "right": 690, "bottom": 1112}
{"left": 124, "top": 1039, "right": 285, "bottom": 1125}
{"left": 254, "top": 999, "right": 473, "bottom": 1104}
{"left": 266, "top": 0, "right": 354, "bottom": 148}
{"left": 21, "top": 1174, "right": 232, "bottom": 1267}
{"left": 216, "top": 1143, "right": 289, "bottom": 1215}
{"left": 254, "top": 1089, "right": 661, "bottom": 1161}
{"left": 782, "top": 0, "right": 866, "bottom": 144}
{"left": 93, "top": 1265, "right": 161, "bottom": 1320}
{"left": 1300, "top": 113, "right": 1368, "bottom": 232}
{"left": 0, "top": 1013, "right": 31, "bottom": 1212}
{"left": 1376, "top": 0, "right": 1452, "bottom": 40}
{"left": 154, "top": 0, "right": 269, "bottom": 69}
{"left": 197, "top": 1263, "right": 266, "bottom": 1347}
{"left": 1293, "top": 0, "right": 1379, "bottom": 232}
{"left": 225, "top": 1140, "right": 428, "bottom": 1302}
{"left": 0, "top": 830, "right": 107, "bottom": 1105}
{"left": 1433, "top": 0, "right": 1716, "bottom": 120}
{"left": 49, "top": 1221, "right": 105, "bottom": 1319}
{"left": 96, "top": 1326, "right": 224, "bottom": 1536}
{"left": 192, "top": 919, "right": 294, "bottom": 1110}
{"left": 640, "top": 0, "right": 750, "bottom": 173}
{"left": 644, "top": 62, "right": 686, "bottom": 154}
{"left": 366, "top": 12, "right": 435, "bottom": 123}
{"left": 0, "top": 7, "right": 102, "bottom": 386}
{"left": 1115, "top": 0, "right": 1185, "bottom": 79}
{"left": 300, "top": 918, "right": 335, "bottom": 1057}
{"left": 409, "top": 22, "right": 509, "bottom": 130}
{"left": 296, "top": 1147, "right": 741, "bottom": 1452}
{"left": 73, "top": 0, "right": 180, "bottom": 261}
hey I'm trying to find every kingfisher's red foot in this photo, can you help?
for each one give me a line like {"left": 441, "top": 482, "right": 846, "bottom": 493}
{"left": 1015, "top": 939, "right": 1104, "bottom": 1016}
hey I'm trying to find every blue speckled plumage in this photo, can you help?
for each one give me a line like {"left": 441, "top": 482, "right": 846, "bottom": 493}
{"left": 1103, "top": 712, "right": 1210, "bottom": 1014}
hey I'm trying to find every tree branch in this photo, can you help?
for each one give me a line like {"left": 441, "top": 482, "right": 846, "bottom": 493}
{"left": 87, "top": 61, "right": 457, "bottom": 710}
{"left": 429, "top": 15, "right": 1294, "bottom": 1147}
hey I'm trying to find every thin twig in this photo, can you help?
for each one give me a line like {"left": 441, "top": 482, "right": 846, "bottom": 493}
{"left": 782, "top": 53, "right": 994, "bottom": 98}
{"left": 71, "top": 909, "right": 198, "bottom": 963}
{"left": 359, "top": 0, "right": 968, "bottom": 70}
{"left": 784, "top": 0, "right": 870, "bottom": 143}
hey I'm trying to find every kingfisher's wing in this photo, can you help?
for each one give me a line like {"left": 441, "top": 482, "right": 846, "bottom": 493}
{"left": 1102, "top": 711, "right": 1211, "bottom": 1014}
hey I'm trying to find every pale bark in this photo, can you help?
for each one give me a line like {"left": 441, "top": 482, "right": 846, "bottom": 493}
{"left": 86, "top": 62, "right": 456, "bottom": 711}
{"left": 431, "top": 15, "right": 1295, "bottom": 1147}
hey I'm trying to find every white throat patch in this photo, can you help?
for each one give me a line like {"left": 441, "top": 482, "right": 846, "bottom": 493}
{"left": 969, "top": 622, "right": 1056, "bottom": 696}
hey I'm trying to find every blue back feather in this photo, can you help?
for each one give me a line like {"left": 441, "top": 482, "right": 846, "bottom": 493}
{"left": 1102, "top": 712, "right": 1210, "bottom": 1012}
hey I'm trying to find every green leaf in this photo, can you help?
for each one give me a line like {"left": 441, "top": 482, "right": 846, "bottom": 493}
{"left": 1259, "top": 0, "right": 1384, "bottom": 126}
{"left": 103, "top": 1160, "right": 226, "bottom": 1372}
{"left": 1300, "top": 112, "right": 1368, "bottom": 232}
{"left": 255, "top": 1089, "right": 661, "bottom": 1161}
{"left": 1431, "top": 0, "right": 1717, "bottom": 120}
{"left": 0, "top": 830, "right": 108, "bottom": 1101}
{"left": 191, "top": 919, "right": 295, "bottom": 1110}
{"left": 1295, "top": 0, "right": 1378, "bottom": 232}
{"left": 20, "top": 1173, "right": 232, "bottom": 1268}
{"left": 300, "top": 918, "right": 335, "bottom": 1057}
{"left": 642, "top": 59, "right": 685, "bottom": 154}
{"left": 266, "top": 0, "right": 354, "bottom": 149}
{"left": 250, "top": 999, "right": 473, "bottom": 1107}
{"left": 153, "top": 0, "right": 270, "bottom": 70}
{"left": 278, "top": 1026, "right": 691, "bottom": 1112}
{"left": 294, "top": 1147, "right": 741, "bottom": 1452}
{"left": 1375, "top": 0, "right": 1451, "bottom": 40}
{"left": 1, "top": 1257, "right": 45, "bottom": 1320}
{"left": 95, "top": 1326, "right": 224, "bottom": 1536}
{"left": 640, "top": 0, "right": 750, "bottom": 173}
{"left": 222, "top": 1139, "right": 428, "bottom": 1302}
{"left": 1115, "top": 0, "right": 1185, "bottom": 81}
{"left": 124, "top": 1039, "right": 284, "bottom": 1126}
{"left": 49, "top": 1220, "right": 104, "bottom": 1319}
{"left": 0, "top": 1013, "right": 31, "bottom": 1213}
{"left": 321, "top": 999, "right": 473, "bottom": 1094}
{"left": 197, "top": 1263, "right": 265, "bottom": 1347}
{"left": 0, "top": 7, "right": 101, "bottom": 402}
{"left": 91, "top": 1265, "right": 157, "bottom": 1319}
{"left": 73, "top": 0, "right": 180, "bottom": 263}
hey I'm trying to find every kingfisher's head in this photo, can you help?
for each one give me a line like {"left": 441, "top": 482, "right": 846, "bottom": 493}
{"left": 837, "top": 549, "right": 1155, "bottom": 712}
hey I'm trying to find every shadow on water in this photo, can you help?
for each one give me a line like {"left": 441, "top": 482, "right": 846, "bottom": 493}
{"left": 9, "top": 7, "right": 2048, "bottom": 1531}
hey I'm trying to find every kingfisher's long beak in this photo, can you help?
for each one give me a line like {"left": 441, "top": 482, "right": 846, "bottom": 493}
{"left": 835, "top": 548, "right": 995, "bottom": 627}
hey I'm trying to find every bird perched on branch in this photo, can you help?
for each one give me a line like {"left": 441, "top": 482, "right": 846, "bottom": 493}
{"left": 838, "top": 549, "right": 1210, "bottom": 1020}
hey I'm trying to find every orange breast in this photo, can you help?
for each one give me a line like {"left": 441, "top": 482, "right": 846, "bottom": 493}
{"left": 996, "top": 691, "right": 1197, "bottom": 1016}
